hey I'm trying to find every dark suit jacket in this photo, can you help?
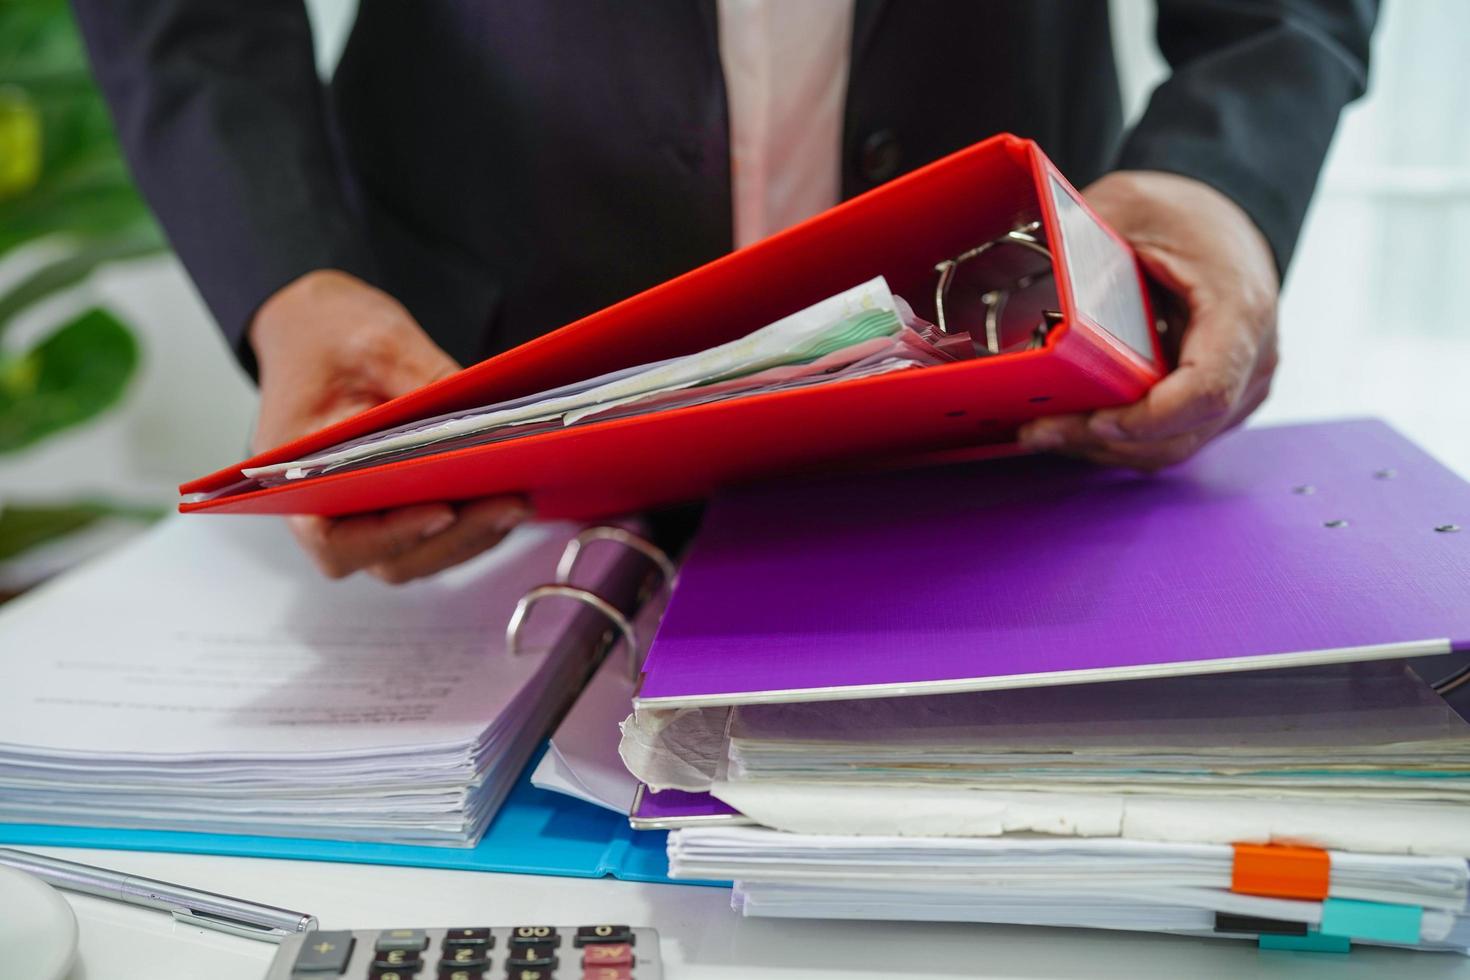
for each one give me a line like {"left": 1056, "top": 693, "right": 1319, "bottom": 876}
{"left": 72, "top": 1, "right": 1376, "bottom": 372}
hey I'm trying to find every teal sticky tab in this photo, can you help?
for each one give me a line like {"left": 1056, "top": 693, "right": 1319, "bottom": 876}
{"left": 1319, "top": 898, "right": 1422, "bottom": 944}
{"left": 1259, "top": 931, "right": 1352, "bottom": 954}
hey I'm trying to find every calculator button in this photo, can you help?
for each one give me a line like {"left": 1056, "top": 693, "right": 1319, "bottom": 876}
{"left": 371, "top": 948, "right": 423, "bottom": 971}
{"left": 438, "top": 946, "right": 490, "bottom": 969}
{"left": 435, "top": 969, "right": 486, "bottom": 980}
{"left": 505, "top": 970, "right": 553, "bottom": 980}
{"left": 292, "top": 932, "right": 356, "bottom": 973}
{"left": 377, "top": 929, "right": 431, "bottom": 952}
{"left": 505, "top": 945, "right": 557, "bottom": 969}
{"left": 574, "top": 925, "right": 633, "bottom": 947}
{"left": 370, "top": 972, "right": 417, "bottom": 980}
{"left": 443, "top": 928, "right": 494, "bottom": 949}
{"left": 581, "top": 944, "right": 632, "bottom": 967}
{"left": 582, "top": 968, "right": 633, "bottom": 980}
{"left": 510, "top": 925, "right": 559, "bottom": 946}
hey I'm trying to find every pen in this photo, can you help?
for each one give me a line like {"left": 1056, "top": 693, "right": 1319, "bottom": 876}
{"left": 0, "top": 847, "right": 317, "bottom": 943}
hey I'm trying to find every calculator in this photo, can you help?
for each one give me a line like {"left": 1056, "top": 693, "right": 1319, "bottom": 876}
{"left": 264, "top": 925, "right": 662, "bottom": 980}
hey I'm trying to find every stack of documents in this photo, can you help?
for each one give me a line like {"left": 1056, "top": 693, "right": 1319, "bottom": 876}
{"left": 724, "top": 663, "right": 1470, "bottom": 804}
{"left": 637, "top": 663, "right": 1470, "bottom": 952}
{"left": 610, "top": 418, "right": 1470, "bottom": 952}
{"left": 671, "top": 830, "right": 1470, "bottom": 953}
{"left": 226, "top": 278, "right": 950, "bottom": 492}
{"left": 630, "top": 664, "right": 1470, "bottom": 852}
{"left": 0, "top": 516, "right": 634, "bottom": 846}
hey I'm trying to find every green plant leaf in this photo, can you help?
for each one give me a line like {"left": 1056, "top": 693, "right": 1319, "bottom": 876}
{"left": 0, "top": 85, "right": 42, "bottom": 198}
{"left": 0, "top": 228, "right": 166, "bottom": 336}
{"left": 0, "top": 307, "right": 139, "bottom": 452}
{"left": 0, "top": 500, "right": 162, "bottom": 561}
{"left": 0, "top": 0, "right": 161, "bottom": 258}
{"left": 0, "top": 501, "right": 99, "bottom": 560}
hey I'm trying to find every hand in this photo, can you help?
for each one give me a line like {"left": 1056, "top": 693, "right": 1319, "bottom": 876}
{"left": 249, "top": 269, "right": 528, "bottom": 583}
{"left": 1017, "top": 170, "right": 1280, "bottom": 469}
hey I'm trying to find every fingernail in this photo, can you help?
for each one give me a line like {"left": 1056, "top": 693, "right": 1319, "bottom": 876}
{"left": 420, "top": 510, "right": 456, "bottom": 538}
{"left": 493, "top": 501, "right": 532, "bottom": 532}
{"left": 1020, "top": 426, "right": 1062, "bottom": 451}
{"left": 1089, "top": 416, "right": 1126, "bottom": 441}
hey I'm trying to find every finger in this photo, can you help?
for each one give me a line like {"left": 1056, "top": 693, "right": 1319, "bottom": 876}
{"left": 1017, "top": 414, "right": 1095, "bottom": 455}
{"left": 368, "top": 497, "right": 530, "bottom": 585}
{"left": 1087, "top": 309, "right": 1259, "bottom": 444}
{"left": 288, "top": 504, "right": 458, "bottom": 579}
{"left": 1078, "top": 370, "right": 1273, "bottom": 470}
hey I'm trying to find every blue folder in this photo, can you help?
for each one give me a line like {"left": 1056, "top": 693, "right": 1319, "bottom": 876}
{"left": 0, "top": 744, "right": 722, "bottom": 887}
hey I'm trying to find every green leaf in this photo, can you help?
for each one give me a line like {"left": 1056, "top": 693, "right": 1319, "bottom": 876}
{"left": 0, "top": 501, "right": 102, "bottom": 560}
{"left": 0, "top": 228, "right": 166, "bottom": 336}
{"left": 0, "top": 307, "right": 139, "bottom": 452}
{"left": 0, "top": 85, "right": 42, "bottom": 198}
{"left": 0, "top": 0, "right": 161, "bottom": 258}
{"left": 0, "top": 500, "right": 163, "bottom": 561}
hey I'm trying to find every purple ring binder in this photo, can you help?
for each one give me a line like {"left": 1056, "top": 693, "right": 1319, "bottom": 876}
{"left": 635, "top": 419, "right": 1470, "bottom": 708}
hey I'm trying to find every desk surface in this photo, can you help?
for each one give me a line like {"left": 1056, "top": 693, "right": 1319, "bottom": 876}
{"left": 38, "top": 846, "right": 1470, "bottom": 980}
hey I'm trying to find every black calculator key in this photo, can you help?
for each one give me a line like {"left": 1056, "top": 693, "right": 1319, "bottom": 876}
{"left": 503, "top": 970, "right": 553, "bottom": 980}
{"left": 293, "top": 931, "right": 356, "bottom": 973}
{"left": 439, "top": 946, "right": 490, "bottom": 969}
{"left": 574, "top": 925, "right": 634, "bottom": 947}
{"left": 509, "top": 925, "right": 559, "bottom": 946}
{"left": 443, "top": 928, "right": 494, "bottom": 949}
{"left": 377, "top": 929, "right": 431, "bottom": 952}
{"left": 505, "top": 944, "right": 557, "bottom": 969}
{"left": 371, "top": 948, "right": 423, "bottom": 971}
{"left": 436, "top": 969, "right": 486, "bottom": 980}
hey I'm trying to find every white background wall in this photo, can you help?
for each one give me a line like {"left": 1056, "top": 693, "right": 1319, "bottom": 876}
{"left": 3, "top": 0, "right": 1466, "bottom": 512}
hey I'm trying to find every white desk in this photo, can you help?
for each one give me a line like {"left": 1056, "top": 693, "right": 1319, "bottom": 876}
{"left": 38, "top": 845, "right": 1470, "bottom": 980}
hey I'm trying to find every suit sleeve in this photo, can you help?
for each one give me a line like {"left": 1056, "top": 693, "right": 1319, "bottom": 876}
{"left": 1116, "top": 0, "right": 1378, "bottom": 275}
{"left": 70, "top": 0, "right": 377, "bottom": 370}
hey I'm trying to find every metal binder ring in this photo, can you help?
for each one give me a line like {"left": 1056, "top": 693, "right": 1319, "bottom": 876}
{"left": 555, "top": 526, "right": 677, "bottom": 590}
{"left": 505, "top": 584, "right": 641, "bottom": 682}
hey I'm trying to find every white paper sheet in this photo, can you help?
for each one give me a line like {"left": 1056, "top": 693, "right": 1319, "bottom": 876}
{"left": 729, "top": 882, "right": 1468, "bottom": 952}
{"left": 0, "top": 515, "right": 627, "bottom": 844}
{"left": 0, "top": 517, "right": 597, "bottom": 759}
{"left": 668, "top": 827, "right": 1469, "bottom": 910}
{"left": 708, "top": 780, "right": 1470, "bottom": 857}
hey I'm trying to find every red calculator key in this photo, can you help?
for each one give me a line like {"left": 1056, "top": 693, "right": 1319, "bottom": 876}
{"left": 582, "top": 943, "right": 633, "bottom": 967}
{"left": 582, "top": 968, "right": 633, "bottom": 980}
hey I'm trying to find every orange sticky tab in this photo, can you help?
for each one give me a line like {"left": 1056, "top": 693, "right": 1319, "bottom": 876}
{"left": 1232, "top": 843, "right": 1330, "bottom": 900}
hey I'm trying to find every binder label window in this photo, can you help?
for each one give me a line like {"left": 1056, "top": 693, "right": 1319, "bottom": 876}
{"left": 1047, "top": 174, "right": 1154, "bottom": 361}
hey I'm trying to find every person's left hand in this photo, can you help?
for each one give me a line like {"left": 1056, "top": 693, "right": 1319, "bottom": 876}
{"left": 1017, "top": 170, "right": 1280, "bottom": 469}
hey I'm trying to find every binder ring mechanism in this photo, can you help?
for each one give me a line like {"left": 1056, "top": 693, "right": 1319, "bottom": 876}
{"left": 932, "top": 220, "right": 1063, "bottom": 358}
{"left": 506, "top": 526, "right": 677, "bottom": 683}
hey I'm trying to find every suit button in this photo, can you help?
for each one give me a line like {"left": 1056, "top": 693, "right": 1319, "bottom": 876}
{"left": 859, "top": 129, "right": 902, "bottom": 183}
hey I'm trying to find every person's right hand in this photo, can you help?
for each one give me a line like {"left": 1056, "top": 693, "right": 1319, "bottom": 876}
{"left": 248, "top": 269, "right": 529, "bottom": 583}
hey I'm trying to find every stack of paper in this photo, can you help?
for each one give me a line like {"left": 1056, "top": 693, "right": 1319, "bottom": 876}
{"left": 634, "top": 663, "right": 1470, "bottom": 952}
{"left": 227, "top": 278, "right": 950, "bottom": 490}
{"left": 626, "top": 664, "right": 1470, "bottom": 851}
{"left": 671, "top": 829, "right": 1470, "bottom": 952}
{"left": 725, "top": 664, "right": 1470, "bottom": 800}
{"left": 0, "top": 516, "right": 633, "bottom": 846}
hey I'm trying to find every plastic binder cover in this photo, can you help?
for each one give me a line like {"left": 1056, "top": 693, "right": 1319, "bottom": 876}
{"left": 179, "top": 134, "right": 1162, "bottom": 523}
{"left": 636, "top": 419, "right": 1470, "bottom": 708}
{"left": 0, "top": 745, "right": 719, "bottom": 887}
